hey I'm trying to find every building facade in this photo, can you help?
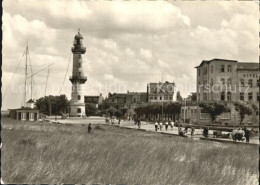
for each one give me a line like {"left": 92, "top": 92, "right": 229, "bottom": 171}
{"left": 69, "top": 30, "right": 87, "bottom": 117}
{"left": 101, "top": 91, "right": 148, "bottom": 110}
{"left": 9, "top": 100, "right": 39, "bottom": 121}
{"left": 147, "top": 81, "right": 175, "bottom": 102}
{"left": 180, "top": 59, "right": 259, "bottom": 126}
{"left": 196, "top": 59, "right": 259, "bottom": 102}
{"left": 84, "top": 94, "right": 104, "bottom": 108}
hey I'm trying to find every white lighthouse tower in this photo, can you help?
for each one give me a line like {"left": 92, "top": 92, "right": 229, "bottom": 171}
{"left": 69, "top": 30, "right": 87, "bottom": 117}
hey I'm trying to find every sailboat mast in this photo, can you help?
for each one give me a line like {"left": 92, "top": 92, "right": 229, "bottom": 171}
{"left": 23, "top": 43, "right": 28, "bottom": 106}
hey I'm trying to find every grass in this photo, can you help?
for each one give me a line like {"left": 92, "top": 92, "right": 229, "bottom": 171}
{"left": 1, "top": 118, "right": 258, "bottom": 184}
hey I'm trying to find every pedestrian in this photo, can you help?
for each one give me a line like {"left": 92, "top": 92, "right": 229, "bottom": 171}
{"left": 191, "top": 127, "right": 195, "bottom": 136}
{"left": 232, "top": 128, "right": 237, "bottom": 141}
{"left": 178, "top": 125, "right": 182, "bottom": 135}
{"left": 165, "top": 121, "right": 169, "bottom": 131}
{"left": 137, "top": 119, "right": 141, "bottom": 129}
{"left": 88, "top": 123, "right": 92, "bottom": 133}
{"left": 170, "top": 120, "right": 174, "bottom": 130}
{"left": 159, "top": 121, "right": 163, "bottom": 131}
{"left": 244, "top": 127, "right": 250, "bottom": 143}
{"left": 203, "top": 127, "right": 208, "bottom": 137}
{"left": 155, "top": 121, "right": 158, "bottom": 131}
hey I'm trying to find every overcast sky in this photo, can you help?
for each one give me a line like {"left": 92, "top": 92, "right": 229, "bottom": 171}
{"left": 2, "top": 0, "right": 258, "bottom": 109}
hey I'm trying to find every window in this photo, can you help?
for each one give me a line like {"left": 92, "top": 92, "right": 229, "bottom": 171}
{"left": 257, "top": 80, "right": 260, "bottom": 87}
{"left": 248, "top": 79, "right": 253, "bottom": 87}
{"left": 150, "top": 96, "right": 153, "bottom": 100}
{"left": 191, "top": 109, "right": 193, "bottom": 114}
{"left": 227, "top": 78, "right": 232, "bottom": 86}
{"left": 227, "top": 92, "right": 231, "bottom": 101}
{"left": 240, "top": 79, "right": 244, "bottom": 87}
{"left": 227, "top": 65, "right": 232, "bottom": 72}
{"left": 221, "top": 65, "right": 225, "bottom": 72}
{"left": 160, "top": 96, "right": 162, "bottom": 100}
{"left": 211, "top": 65, "right": 213, "bottom": 73}
{"left": 78, "top": 95, "right": 81, "bottom": 100}
{"left": 204, "top": 67, "right": 207, "bottom": 75}
{"left": 221, "top": 112, "right": 231, "bottom": 120}
{"left": 78, "top": 72, "right": 81, "bottom": 76}
{"left": 78, "top": 63, "right": 81, "bottom": 67}
{"left": 257, "top": 92, "right": 260, "bottom": 101}
{"left": 211, "top": 79, "right": 213, "bottom": 86}
{"left": 77, "top": 108, "right": 81, "bottom": 113}
{"left": 154, "top": 96, "right": 157, "bottom": 100}
{"left": 203, "top": 93, "right": 207, "bottom": 101}
{"left": 221, "top": 92, "right": 225, "bottom": 101}
{"left": 248, "top": 92, "right": 253, "bottom": 101}
{"left": 240, "top": 93, "right": 244, "bottom": 101}
{"left": 221, "top": 78, "right": 225, "bottom": 85}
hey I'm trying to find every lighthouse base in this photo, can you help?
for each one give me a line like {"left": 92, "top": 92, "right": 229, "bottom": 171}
{"left": 70, "top": 103, "right": 85, "bottom": 117}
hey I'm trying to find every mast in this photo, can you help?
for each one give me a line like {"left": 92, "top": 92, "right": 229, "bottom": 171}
{"left": 23, "top": 42, "right": 28, "bottom": 106}
{"left": 28, "top": 46, "right": 33, "bottom": 100}
{"left": 45, "top": 64, "right": 50, "bottom": 96}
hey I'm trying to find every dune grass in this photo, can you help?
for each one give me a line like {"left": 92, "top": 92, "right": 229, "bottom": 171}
{"left": 1, "top": 118, "right": 258, "bottom": 184}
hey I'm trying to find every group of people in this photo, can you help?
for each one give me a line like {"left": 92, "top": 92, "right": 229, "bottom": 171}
{"left": 154, "top": 121, "right": 197, "bottom": 137}
{"left": 232, "top": 127, "right": 250, "bottom": 142}
{"left": 154, "top": 120, "right": 175, "bottom": 131}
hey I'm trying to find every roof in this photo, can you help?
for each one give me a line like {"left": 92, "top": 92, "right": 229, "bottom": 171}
{"left": 149, "top": 82, "right": 175, "bottom": 85}
{"left": 195, "top": 58, "right": 237, "bottom": 68}
{"left": 85, "top": 96, "right": 100, "bottom": 98}
{"left": 9, "top": 107, "right": 39, "bottom": 111}
{"left": 237, "top": 62, "right": 259, "bottom": 70}
{"left": 27, "top": 99, "right": 35, "bottom": 103}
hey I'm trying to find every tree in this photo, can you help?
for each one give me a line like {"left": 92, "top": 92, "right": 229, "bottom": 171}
{"left": 106, "top": 107, "right": 117, "bottom": 118}
{"left": 85, "top": 103, "right": 97, "bottom": 116}
{"left": 176, "top": 91, "right": 183, "bottom": 102}
{"left": 234, "top": 101, "right": 255, "bottom": 125}
{"left": 191, "top": 93, "right": 197, "bottom": 101}
{"left": 35, "top": 95, "right": 70, "bottom": 115}
{"left": 199, "top": 101, "right": 230, "bottom": 123}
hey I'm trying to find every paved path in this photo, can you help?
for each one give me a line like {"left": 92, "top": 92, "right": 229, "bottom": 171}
{"left": 48, "top": 117, "right": 259, "bottom": 145}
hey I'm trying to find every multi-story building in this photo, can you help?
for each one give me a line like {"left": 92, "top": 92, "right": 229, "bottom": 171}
{"left": 101, "top": 91, "right": 148, "bottom": 110}
{"left": 180, "top": 58, "right": 259, "bottom": 126}
{"left": 84, "top": 94, "right": 104, "bottom": 108}
{"left": 196, "top": 58, "right": 259, "bottom": 102}
{"left": 147, "top": 81, "right": 175, "bottom": 102}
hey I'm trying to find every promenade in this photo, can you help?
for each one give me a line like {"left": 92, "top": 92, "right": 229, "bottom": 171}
{"left": 53, "top": 117, "right": 259, "bottom": 145}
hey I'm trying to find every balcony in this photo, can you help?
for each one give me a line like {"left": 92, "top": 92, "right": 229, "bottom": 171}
{"left": 71, "top": 46, "right": 86, "bottom": 54}
{"left": 69, "top": 76, "right": 87, "bottom": 84}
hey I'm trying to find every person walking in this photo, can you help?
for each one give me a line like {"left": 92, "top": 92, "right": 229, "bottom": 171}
{"left": 170, "top": 120, "right": 174, "bottom": 130}
{"left": 159, "top": 121, "right": 163, "bottom": 131}
{"left": 244, "top": 127, "right": 250, "bottom": 143}
{"left": 232, "top": 128, "right": 237, "bottom": 141}
{"left": 191, "top": 127, "right": 195, "bottom": 136}
{"left": 88, "top": 123, "right": 92, "bottom": 133}
{"left": 165, "top": 121, "right": 169, "bottom": 131}
{"left": 155, "top": 121, "right": 158, "bottom": 131}
{"left": 137, "top": 118, "right": 141, "bottom": 129}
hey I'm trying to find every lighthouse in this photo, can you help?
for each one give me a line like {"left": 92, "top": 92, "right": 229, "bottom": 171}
{"left": 69, "top": 30, "right": 87, "bottom": 117}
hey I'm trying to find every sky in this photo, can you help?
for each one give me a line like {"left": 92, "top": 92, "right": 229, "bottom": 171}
{"left": 2, "top": 0, "right": 259, "bottom": 109}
